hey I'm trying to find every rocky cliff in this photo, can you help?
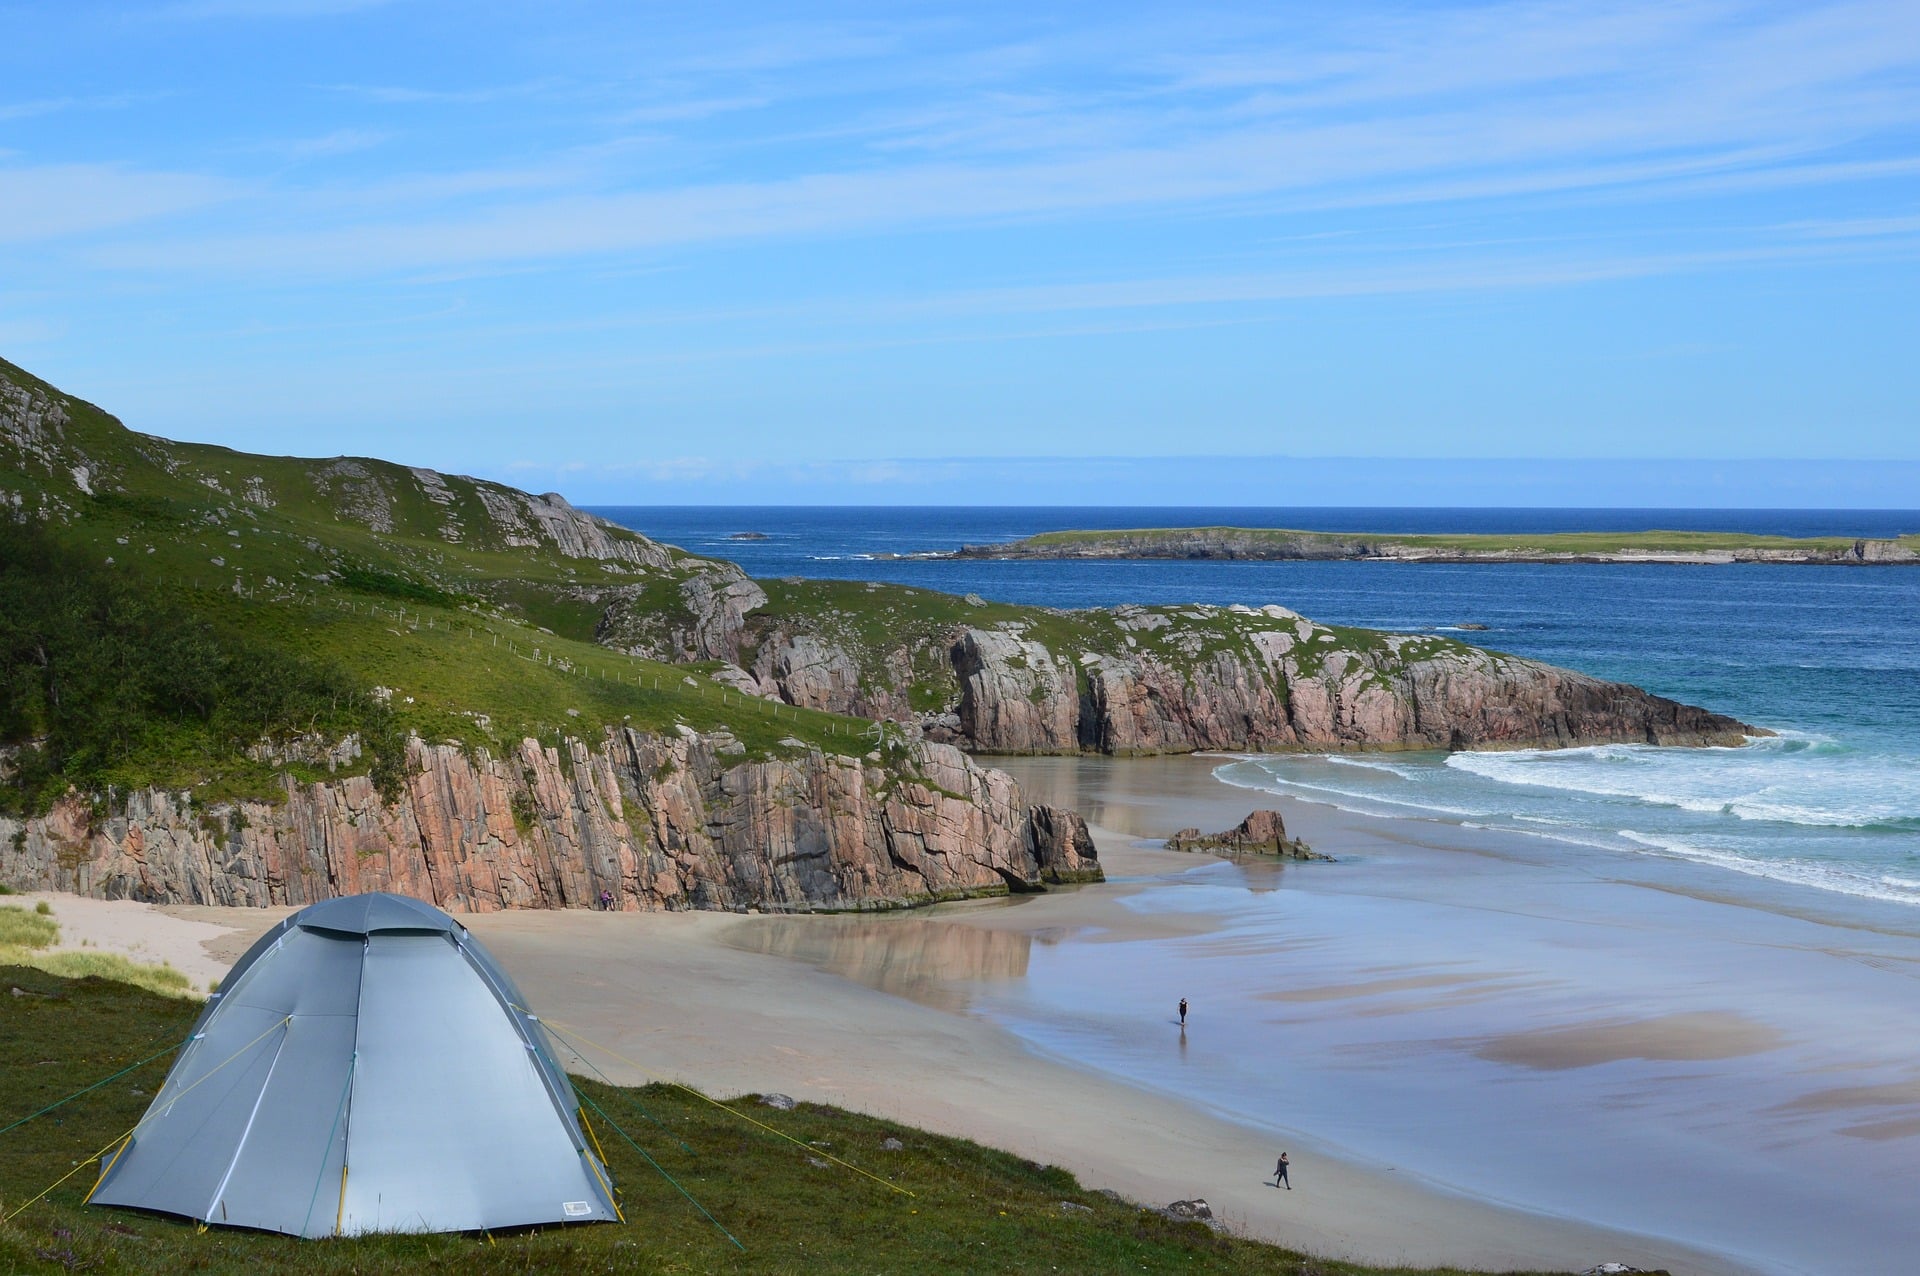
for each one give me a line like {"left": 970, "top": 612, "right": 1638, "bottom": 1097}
{"left": 0, "top": 729, "right": 1099, "bottom": 911}
{"left": 597, "top": 576, "right": 1761, "bottom": 755}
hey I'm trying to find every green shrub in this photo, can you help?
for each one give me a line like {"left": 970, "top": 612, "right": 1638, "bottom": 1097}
{"left": 0, "top": 522, "right": 402, "bottom": 815}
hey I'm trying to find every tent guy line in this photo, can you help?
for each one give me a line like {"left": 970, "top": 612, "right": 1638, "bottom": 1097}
{"left": 533, "top": 1013, "right": 917, "bottom": 1199}
{"left": 5, "top": 1015, "right": 294, "bottom": 1227}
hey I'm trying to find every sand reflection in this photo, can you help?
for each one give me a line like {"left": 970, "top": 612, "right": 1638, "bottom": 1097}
{"left": 726, "top": 915, "right": 1034, "bottom": 1011}
{"left": 1476, "top": 1011, "right": 1782, "bottom": 1070}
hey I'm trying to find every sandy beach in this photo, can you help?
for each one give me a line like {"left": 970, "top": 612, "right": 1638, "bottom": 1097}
{"left": 22, "top": 753, "right": 1920, "bottom": 1273}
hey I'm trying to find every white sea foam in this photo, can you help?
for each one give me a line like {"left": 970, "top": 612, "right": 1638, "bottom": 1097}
{"left": 1443, "top": 738, "right": 1920, "bottom": 830}
{"left": 1616, "top": 831, "right": 1920, "bottom": 907}
{"left": 1221, "top": 736, "right": 1920, "bottom": 909}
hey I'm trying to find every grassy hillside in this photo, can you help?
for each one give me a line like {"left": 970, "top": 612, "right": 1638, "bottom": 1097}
{"left": 1, "top": 357, "right": 879, "bottom": 813}
{"left": 0, "top": 967, "right": 1573, "bottom": 1275}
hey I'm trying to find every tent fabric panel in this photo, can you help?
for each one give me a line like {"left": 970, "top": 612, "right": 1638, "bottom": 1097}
{"left": 91, "top": 928, "right": 362, "bottom": 1225}
{"left": 218, "top": 925, "right": 366, "bottom": 1019}
{"left": 454, "top": 937, "right": 587, "bottom": 1140}
{"left": 297, "top": 892, "right": 454, "bottom": 938}
{"left": 203, "top": 1014, "right": 359, "bottom": 1237}
{"left": 339, "top": 933, "right": 617, "bottom": 1234}
{"left": 88, "top": 1005, "right": 293, "bottom": 1219}
{"left": 181, "top": 914, "right": 300, "bottom": 1039}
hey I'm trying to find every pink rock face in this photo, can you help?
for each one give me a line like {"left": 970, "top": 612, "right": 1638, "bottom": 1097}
{"left": 956, "top": 618, "right": 1752, "bottom": 756}
{"left": 602, "top": 591, "right": 1757, "bottom": 759}
{"left": 0, "top": 731, "right": 1101, "bottom": 912}
{"left": 954, "top": 630, "right": 1082, "bottom": 753}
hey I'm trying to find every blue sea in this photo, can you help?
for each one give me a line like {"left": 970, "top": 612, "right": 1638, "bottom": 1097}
{"left": 592, "top": 507, "right": 1920, "bottom": 911}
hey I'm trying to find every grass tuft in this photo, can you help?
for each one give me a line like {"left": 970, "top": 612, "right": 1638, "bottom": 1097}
{"left": 0, "top": 905, "right": 59, "bottom": 950}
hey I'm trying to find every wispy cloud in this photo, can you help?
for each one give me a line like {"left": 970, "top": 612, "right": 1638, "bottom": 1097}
{"left": 324, "top": 79, "right": 557, "bottom": 106}
{"left": 8, "top": 0, "right": 1920, "bottom": 472}
{"left": 54, "top": 0, "right": 1917, "bottom": 284}
{"left": 0, "top": 163, "right": 237, "bottom": 243}
{"left": 158, "top": 0, "right": 395, "bottom": 18}
{"left": 248, "top": 127, "right": 390, "bottom": 159}
{"left": 0, "top": 92, "right": 157, "bottom": 122}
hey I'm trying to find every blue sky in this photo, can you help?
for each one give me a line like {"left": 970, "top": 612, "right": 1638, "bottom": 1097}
{"left": 3, "top": 0, "right": 1918, "bottom": 504}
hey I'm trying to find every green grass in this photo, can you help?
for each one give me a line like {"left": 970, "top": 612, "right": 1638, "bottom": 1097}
{"left": 0, "top": 950, "right": 195, "bottom": 999}
{"left": 0, "top": 905, "right": 59, "bottom": 949}
{"left": 0, "top": 967, "right": 1575, "bottom": 1275}
{"left": 0, "top": 906, "right": 196, "bottom": 998}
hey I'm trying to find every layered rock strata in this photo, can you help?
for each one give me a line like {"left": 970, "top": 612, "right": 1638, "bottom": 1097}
{"left": 598, "top": 577, "right": 1760, "bottom": 756}
{"left": 0, "top": 731, "right": 1099, "bottom": 912}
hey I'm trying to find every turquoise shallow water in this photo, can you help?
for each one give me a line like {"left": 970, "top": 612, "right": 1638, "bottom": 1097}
{"left": 599, "top": 506, "right": 1920, "bottom": 911}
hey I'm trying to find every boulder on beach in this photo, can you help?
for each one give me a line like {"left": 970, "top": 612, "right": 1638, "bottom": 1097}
{"left": 1165, "top": 810, "right": 1329, "bottom": 860}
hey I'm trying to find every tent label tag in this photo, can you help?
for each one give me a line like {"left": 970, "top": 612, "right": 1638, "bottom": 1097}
{"left": 563, "top": 1201, "right": 592, "bottom": 1216}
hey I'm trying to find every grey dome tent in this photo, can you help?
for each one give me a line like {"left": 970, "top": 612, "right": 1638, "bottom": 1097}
{"left": 88, "top": 892, "right": 620, "bottom": 1237}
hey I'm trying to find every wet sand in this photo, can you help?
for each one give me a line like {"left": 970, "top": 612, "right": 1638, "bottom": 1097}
{"left": 460, "top": 905, "right": 1727, "bottom": 1274}
{"left": 980, "top": 755, "right": 1920, "bottom": 1276}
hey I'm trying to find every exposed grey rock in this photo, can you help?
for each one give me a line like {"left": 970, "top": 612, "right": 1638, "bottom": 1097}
{"left": 758, "top": 1093, "right": 798, "bottom": 1111}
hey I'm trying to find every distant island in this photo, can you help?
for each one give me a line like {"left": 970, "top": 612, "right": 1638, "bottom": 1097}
{"left": 950, "top": 526, "right": 1920, "bottom": 565}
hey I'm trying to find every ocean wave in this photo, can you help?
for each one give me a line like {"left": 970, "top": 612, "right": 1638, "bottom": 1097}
{"left": 1615, "top": 831, "right": 1920, "bottom": 907}
{"left": 1212, "top": 762, "right": 1487, "bottom": 822}
{"left": 1317, "top": 755, "right": 1431, "bottom": 781}
{"left": 1443, "top": 743, "right": 1918, "bottom": 830}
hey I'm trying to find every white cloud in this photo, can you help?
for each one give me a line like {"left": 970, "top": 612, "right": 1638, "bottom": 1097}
{"left": 0, "top": 163, "right": 237, "bottom": 243}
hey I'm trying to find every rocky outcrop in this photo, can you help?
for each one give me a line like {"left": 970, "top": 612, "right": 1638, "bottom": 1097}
{"left": 1041, "top": 612, "right": 1755, "bottom": 755}
{"left": 1166, "top": 810, "right": 1326, "bottom": 860}
{"left": 602, "top": 589, "right": 1761, "bottom": 757}
{"left": 1025, "top": 805, "right": 1102, "bottom": 882}
{"left": 954, "top": 629, "right": 1081, "bottom": 753}
{"left": 0, "top": 730, "right": 1101, "bottom": 912}
{"left": 593, "top": 559, "right": 768, "bottom": 663}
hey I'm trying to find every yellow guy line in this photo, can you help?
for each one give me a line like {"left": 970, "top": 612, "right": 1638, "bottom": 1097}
{"left": 3, "top": 1015, "right": 293, "bottom": 1226}
{"left": 537, "top": 1015, "right": 914, "bottom": 1199}
{"left": 575, "top": 1107, "right": 626, "bottom": 1223}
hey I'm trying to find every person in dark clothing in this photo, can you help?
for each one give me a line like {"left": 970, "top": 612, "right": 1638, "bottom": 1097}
{"left": 1275, "top": 1152, "right": 1291, "bottom": 1189}
{"left": 1178, "top": 997, "right": 1188, "bottom": 1027}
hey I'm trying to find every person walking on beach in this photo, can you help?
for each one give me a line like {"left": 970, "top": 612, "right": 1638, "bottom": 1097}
{"left": 1275, "top": 1152, "right": 1291, "bottom": 1189}
{"left": 599, "top": 888, "right": 614, "bottom": 911}
{"left": 1178, "top": 997, "right": 1188, "bottom": 1027}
